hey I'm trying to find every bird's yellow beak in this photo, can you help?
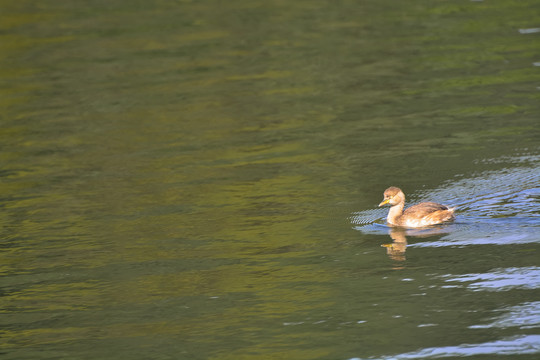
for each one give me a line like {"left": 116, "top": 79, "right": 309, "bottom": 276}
{"left": 379, "top": 199, "right": 390, "bottom": 207}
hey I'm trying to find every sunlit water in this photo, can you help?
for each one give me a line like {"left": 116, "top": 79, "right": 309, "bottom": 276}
{"left": 1, "top": 0, "right": 539, "bottom": 359}
{"left": 353, "top": 152, "right": 540, "bottom": 248}
{"left": 351, "top": 153, "right": 540, "bottom": 358}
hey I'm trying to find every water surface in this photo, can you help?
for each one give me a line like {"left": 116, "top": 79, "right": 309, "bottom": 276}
{"left": 1, "top": 0, "right": 539, "bottom": 359}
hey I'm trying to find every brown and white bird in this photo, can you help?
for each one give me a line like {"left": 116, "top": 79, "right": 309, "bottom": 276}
{"left": 378, "top": 187, "right": 455, "bottom": 228}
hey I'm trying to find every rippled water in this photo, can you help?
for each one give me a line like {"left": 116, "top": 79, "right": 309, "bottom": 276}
{"left": 351, "top": 153, "right": 540, "bottom": 358}
{"left": 353, "top": 153, "right": 540, "bottom": 249}
{"left": 1, "top": 0, "right": 539, "bottom": 359}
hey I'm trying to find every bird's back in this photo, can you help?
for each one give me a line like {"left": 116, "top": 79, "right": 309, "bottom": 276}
{"left": 400, "top": 201, "right": 455, "bottom": 227}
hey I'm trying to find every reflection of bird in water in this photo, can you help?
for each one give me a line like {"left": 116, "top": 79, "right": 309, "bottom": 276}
{"left": 379, "top": 187, "right": 455, "bottom": 228}
{"left": 382, "top": 229, "right": 408, "bottom": 261}
{"left": 381, "top": 227, "right": 453, "bottom": 261}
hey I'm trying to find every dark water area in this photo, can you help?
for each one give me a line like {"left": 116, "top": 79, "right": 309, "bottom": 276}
{"left": 1, "top": 0, "right": 539, "bottom": 359}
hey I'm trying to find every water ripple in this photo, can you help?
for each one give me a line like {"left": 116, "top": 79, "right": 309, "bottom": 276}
{"left": 349, "top": 334, "right": 540, "bottom": 359}
{"left": 352, "top": 152, "right": 540, "bottom": 248}
{"left": 440, "top": 266, "right": 540, "bottom": 291}
{"left": 470, "top": 301, "right": 540, "bottom": 330}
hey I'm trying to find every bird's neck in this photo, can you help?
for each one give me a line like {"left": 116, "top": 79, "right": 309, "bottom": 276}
{"left": 387, "top": 202, "right": 405, "bottom": 225}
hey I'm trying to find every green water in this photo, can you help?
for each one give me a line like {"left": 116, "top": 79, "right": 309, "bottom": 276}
{"left": 1, "top": 1, "right": 539, "bottom": 359}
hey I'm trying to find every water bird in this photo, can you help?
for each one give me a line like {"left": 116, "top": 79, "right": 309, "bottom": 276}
{"left": 378, "top": 187, "right": 455, "bottom": 228}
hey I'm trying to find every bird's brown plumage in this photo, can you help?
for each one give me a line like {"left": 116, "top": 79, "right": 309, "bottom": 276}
{"left": 379, "top": 187, "right": 455, "bottom": 228}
